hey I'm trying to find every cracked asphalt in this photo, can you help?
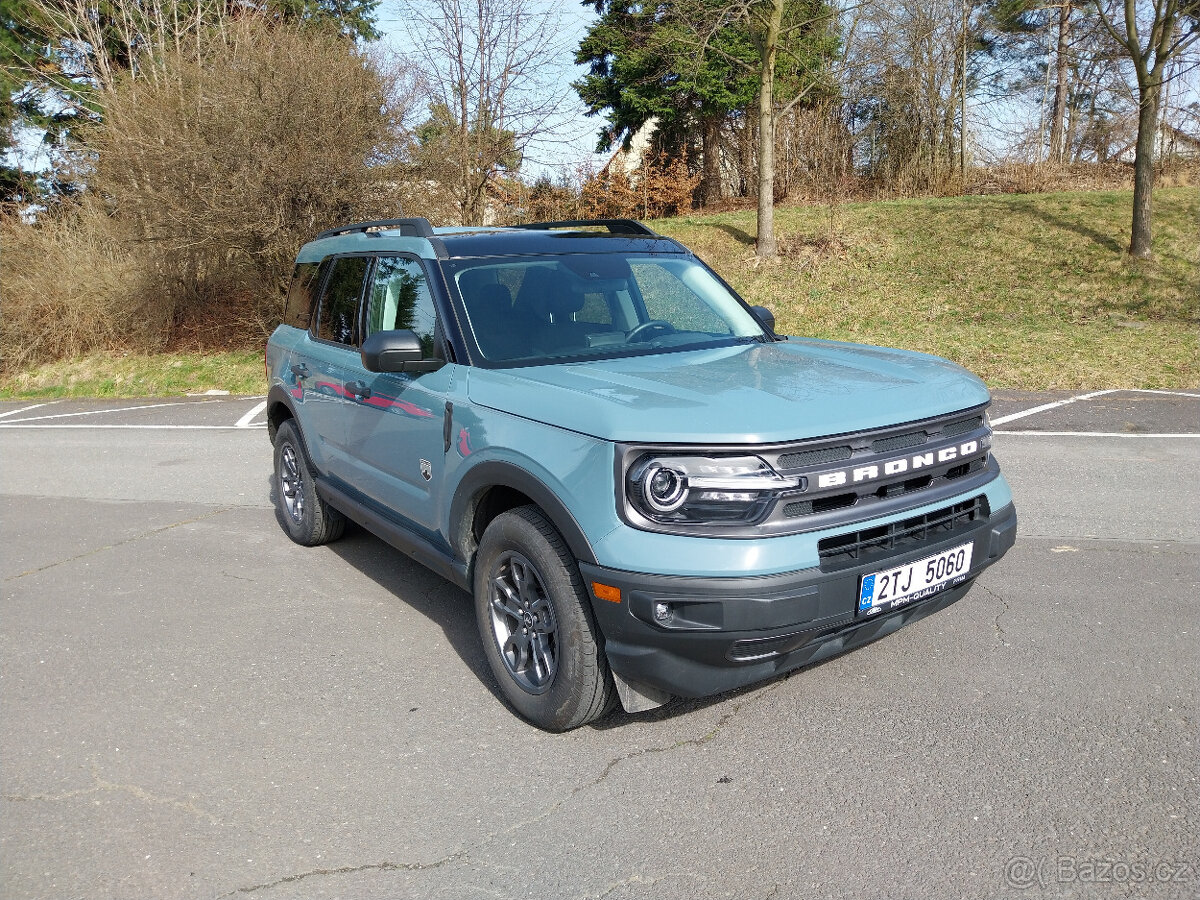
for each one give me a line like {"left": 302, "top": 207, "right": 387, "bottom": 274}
{"left": 1, "top": 390, "right": 1197, "bottom": 900}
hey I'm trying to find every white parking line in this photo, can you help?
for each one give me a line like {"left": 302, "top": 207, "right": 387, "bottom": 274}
{"left": 1125, "top": 388, "right": 1200, "bottom": 398}
{"left": 990, "top": 390, "right": 1117, "bottom": 426}
{"left": 995, "top": 430, "right": 1199, "bottom": 438}
{"left": 235, "top": 400, "right": 268, "bottom": 428}
{"left": 0, "top": 400, "right": 205, "bottom": 425}
{"left": 992, "top": 387, "right": 1200, "bottom": 427}
{"left": 0, "top": 401, "right": 60, "bottom": 420}
{"left": 0, "top": 424, "right": 265, "bottom": 430}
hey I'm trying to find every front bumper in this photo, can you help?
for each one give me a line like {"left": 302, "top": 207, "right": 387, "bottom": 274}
{"left": 580, "top": 501, "right": 1017, "bottom": 700}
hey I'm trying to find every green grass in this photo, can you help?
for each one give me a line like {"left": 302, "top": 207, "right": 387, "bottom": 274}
{"left": 0, "top": 351, "right": 266, "bottom": 399}
{"left": 1, "top": 187, "right": 1195, "bottom": 397}
{"left": 662, "top": 187, "right": 1198, "bottom": 389}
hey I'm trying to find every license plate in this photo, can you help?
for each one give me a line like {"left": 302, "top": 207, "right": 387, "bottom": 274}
{"left": 858, "top": 541, "right": 974, "bottom": 615}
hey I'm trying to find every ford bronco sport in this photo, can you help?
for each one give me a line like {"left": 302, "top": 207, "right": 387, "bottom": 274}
{"left": 265, "top": 217, "right": 1017, "bottom": 730}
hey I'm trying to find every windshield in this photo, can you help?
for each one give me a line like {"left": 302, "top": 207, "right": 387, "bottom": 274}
{"left": 444, "top": 253, "right": 767, "bottom": 365}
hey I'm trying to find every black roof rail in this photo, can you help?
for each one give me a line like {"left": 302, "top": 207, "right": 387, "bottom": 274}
{"left": 315, "top": 217, "right": 436, "bottom": 240}
{"left": 512, "top": 218, "right": 659, "bottom": 236}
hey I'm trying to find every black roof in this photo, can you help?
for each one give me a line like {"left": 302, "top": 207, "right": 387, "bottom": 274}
{"left": 435, "top": 229, "right": 687, "bottom": 258}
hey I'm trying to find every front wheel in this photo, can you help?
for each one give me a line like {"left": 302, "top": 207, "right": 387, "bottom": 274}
{"left": 474, "top": 507, "right": 616, "bottom": 731}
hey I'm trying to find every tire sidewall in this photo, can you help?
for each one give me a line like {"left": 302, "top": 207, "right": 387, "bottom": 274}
{"left": 474, "top": 509, "right": 603, "bottom": 731}
{"left": 273, "top": 420, "right": 317, "bottom": 544}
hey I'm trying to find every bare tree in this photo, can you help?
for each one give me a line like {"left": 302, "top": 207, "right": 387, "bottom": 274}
{"left": 405, "top": 0, "right": 574, "bottom": 225}
{"left": 667, "top": 0, "right": 839, "bottom": 259}
{"left": 1094, "top": 0, "right": 1198, "bottom": 259}
{"left": 1048, "top": 2, "right": 1076, "bottom": 162}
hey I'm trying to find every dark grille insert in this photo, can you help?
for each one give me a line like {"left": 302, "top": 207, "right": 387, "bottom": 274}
{"left": 871, "top": 431, "right": 926, "bottom": 453}
{"left": 946, "top": 458, "right": 986, "bottom": 480}
{"left": 818, "top": 496, "right": 989, "bottom": 568}
{"left": 875, "top": 475, "right": 933, "bottom": 499}
{"left": 784, "top": 492, "right": 857, "bottom": 518}
{"left": 777, "top": 445, "right": 852, "bottom": 469}
{"left": 941, "top": 415, "right": 983, "bottom": 437}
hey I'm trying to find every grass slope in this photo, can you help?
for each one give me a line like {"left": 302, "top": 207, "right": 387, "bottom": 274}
{"left": 0, "top": 351, "right": 265, "bottom": 400}
{"left": 1, "top": 187, "right": 1195, "bottom": 398}
{"left": 663, "top": 187, "right": 1198, "bottom": 389}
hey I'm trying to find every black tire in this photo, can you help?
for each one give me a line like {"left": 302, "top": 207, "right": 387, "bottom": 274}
{"left": 474, "top": 506, "right": 616, "bottom": 731}
{"left": 272, "top": 419, "right": 345, "bottom": 546}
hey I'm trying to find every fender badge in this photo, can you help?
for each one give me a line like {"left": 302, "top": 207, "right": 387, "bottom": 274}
{"left": 419, "top": 459, "right": 432, "bottom": 481}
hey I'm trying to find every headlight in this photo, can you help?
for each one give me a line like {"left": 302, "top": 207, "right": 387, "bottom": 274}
{"left": 627, "top": 455, "right": 802, "bottom": 525}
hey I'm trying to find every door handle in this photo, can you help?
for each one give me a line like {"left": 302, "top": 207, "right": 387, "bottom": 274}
{"left": 346, "top": 380, "right": 372, "bottom": 399}
{"left": 290, "top": 363, "right": 309, "bottom": 378}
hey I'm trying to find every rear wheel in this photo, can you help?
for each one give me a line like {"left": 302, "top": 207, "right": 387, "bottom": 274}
{"left": 474, "top": 506, "right": 615, "bottom": 731}
{"left": 273, "top": 419, "right": 345, "bottom": 546}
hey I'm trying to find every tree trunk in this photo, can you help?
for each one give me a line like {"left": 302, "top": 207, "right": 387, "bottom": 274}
{"left": 755, "top": 0, "right": 783, "bottom": 260}
{"left": 944, "top": 52, "right": 959, "bottom": 171}
{"left": 1097, "top": 0, "right": 1195, "bottom": 258}
{"left": 959, "top": 0, "right": 968, "bottom": 175}
{"left": 1048, "top": 2, "right": 1071, "bottom": 164}
{"left": 700, "top": 113, "right": 723, "bottom": 206}
{"left": 1129, "top": 81, "right": 1159, "bottom": 259}
{"left": 739, "top": 117, "right": 754, "bottom": 197}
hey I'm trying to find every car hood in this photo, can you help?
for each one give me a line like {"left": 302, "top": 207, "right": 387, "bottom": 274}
{"left": 465, "top": 338, "right": 990, "bottom": 444}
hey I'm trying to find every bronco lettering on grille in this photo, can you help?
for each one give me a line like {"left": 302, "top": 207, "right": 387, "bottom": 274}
{"left": 813, "top": 440, "right": 981, "bottom": 490}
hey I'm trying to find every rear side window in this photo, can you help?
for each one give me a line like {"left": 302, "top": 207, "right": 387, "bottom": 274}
{"left": 577, "top": 291, "right": 613, "bottom": 327}
{"left": 365, "top": 256, "right": 440, "bottom": 357}
{"left": 282, "top": 262, "right": 320, "bottom": 329}
{"left": 315, "top": 256, "right": 371, "bottom": 345}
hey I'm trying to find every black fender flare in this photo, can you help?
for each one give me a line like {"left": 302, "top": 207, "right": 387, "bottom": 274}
{"left": 450, "top": 460, "right": 598, "bottom": 567}
{"left": 265, "top": 384, "right": 300, "bottom": 442}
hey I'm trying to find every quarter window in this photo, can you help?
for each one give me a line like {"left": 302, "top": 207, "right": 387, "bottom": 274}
{"left": 315, "top": 256, "right": 370, "bottom": 345}
{"left": 282, "top": 262, "right": 320, "bottom": 330}
{"left": 365, "top": 256, "right": 439, "bottom": 357}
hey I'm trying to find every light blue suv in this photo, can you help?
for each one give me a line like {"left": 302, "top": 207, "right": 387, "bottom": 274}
{"left": 265, "top": 217, "right": 1017, "bottom": 730}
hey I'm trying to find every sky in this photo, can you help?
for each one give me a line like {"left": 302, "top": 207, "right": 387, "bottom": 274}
{"left": 374, "top": 0, "right": 612, "bottom": 180}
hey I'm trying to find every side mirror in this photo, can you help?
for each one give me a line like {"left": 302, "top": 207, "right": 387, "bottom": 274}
{"left": 361, "top": 329, "right": 424, "bottom": 373}
{"left": 750, "top": 305, "right": 776, "bottom": 334}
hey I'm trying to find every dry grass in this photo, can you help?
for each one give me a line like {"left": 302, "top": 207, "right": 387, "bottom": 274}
{"left": 662, "top": 187, "right": 1199, "bottom": 389}
{"left": 0, "top": 351, "right": 265, "bottom": 399}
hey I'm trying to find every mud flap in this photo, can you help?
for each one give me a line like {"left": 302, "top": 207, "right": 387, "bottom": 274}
{"left": 611, "top": 670, "right": 673, "bottom": 713}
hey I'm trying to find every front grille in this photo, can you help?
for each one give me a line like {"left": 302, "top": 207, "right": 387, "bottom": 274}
{"left": 774, "top": 412, "right": 982, "bottom": 462}
{"left": 817, "top": 495, "right": 989, "bottom": 570}
{"left": 782, "top": 457, "right": 988, "bottom": 519}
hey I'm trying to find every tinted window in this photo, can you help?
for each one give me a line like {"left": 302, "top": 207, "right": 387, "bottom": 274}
{"left": 282, "top": 262, "right": 320, "bottom": 329}
{"left": 365, "top": 257, "right": 439, "bottom": 357}
{"left": 316, "top": 256, "right": 370, "bottom": 345}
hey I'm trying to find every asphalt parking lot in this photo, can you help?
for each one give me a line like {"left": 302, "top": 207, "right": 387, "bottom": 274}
{"left": 1, "top": 388, "right": 1197, "bottom": 900}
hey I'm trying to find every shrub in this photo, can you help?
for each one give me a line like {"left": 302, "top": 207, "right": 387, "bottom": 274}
{"left": 580, "top": 151, "right": 699, "bottom": 220}
{"left": 79, "top": 18, "right": 417, "bottom": 344}
{"left": 0, "top": 208, "right": 166, "bottom": 373}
